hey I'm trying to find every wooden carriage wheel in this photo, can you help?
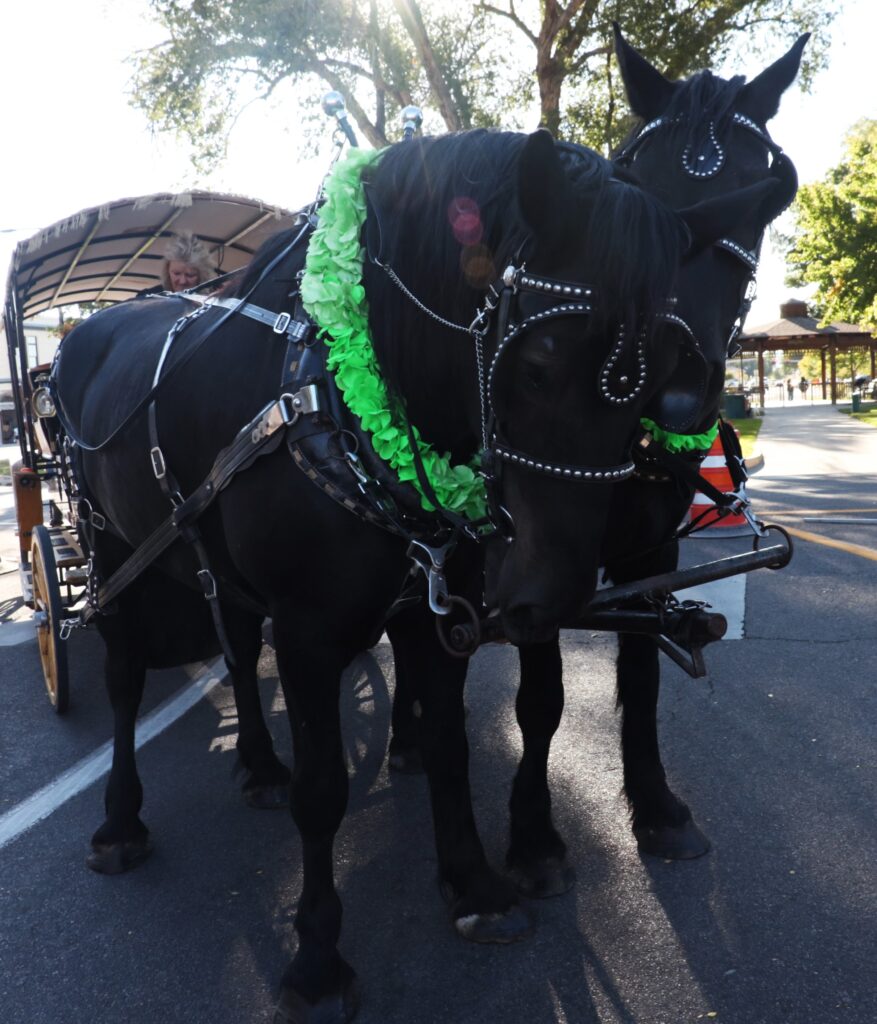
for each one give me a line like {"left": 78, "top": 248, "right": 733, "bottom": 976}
{"left": 31, "top": 525, "right": 70, "bottom": 714}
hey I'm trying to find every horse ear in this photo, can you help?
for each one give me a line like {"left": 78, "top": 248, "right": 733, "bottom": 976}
{"left": 612, "top": 23, "right": 676, "bottom": 120}
{"left": 518, "top": 129, "right": 576, "bottom": 249}
{"left": 737, "top": 33, "right": 810, "bottom": 124}
{"left": 678, "top": 178, "right": 783, "bottom": 250}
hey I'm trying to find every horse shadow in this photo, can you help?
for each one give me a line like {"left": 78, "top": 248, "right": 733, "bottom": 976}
{"left": 234, "top": 638, "right": 635, "bottom": 1023}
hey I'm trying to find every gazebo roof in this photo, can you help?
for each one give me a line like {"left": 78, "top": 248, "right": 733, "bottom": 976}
{"left": 741, "top": 299, "right": 874, "bottom": 349}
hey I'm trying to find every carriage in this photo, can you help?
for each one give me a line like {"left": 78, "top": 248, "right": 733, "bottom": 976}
{"left": 2, "top": 189, "right": 299, "bottom": 711}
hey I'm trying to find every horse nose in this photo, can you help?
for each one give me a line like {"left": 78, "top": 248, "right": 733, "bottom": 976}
{"left": 498, "top": 568, "right": 598, "bottom": 645}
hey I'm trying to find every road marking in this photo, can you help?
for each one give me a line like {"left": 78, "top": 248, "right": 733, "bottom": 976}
{"left": 758, "top": 507, "right": 877, "bottom": 517}
{"left": 781, "top": 525, "right": 877, "bottom": 563}
{"left": 0, "top": 620, "right": 35, "bottom": 646}
{"left": 677, "top": 575, "right": 746, "bottom": 640}
{"left": 0, "top": 659, "right": 225, "bottom": 851}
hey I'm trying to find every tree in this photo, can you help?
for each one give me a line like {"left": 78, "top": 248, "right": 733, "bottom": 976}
{"left": 786, "top": 119, "right": 877, "bottom": 334}
{"left": 133, "top": 0, "right": 833, "bottom": 166}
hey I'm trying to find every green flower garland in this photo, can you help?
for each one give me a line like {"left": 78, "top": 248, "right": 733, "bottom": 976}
{"left": 300, "top": 148, "right": 487, "bottom": 521}
{"left": 640, "top": 417, "right": 718, "bottom": 453}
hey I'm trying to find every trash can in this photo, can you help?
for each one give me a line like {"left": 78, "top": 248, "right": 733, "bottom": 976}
{"left": 723, "top": 392, "right": 749, "bottom": 419}
{"left": 851, "top": 391, "right": 862, "bottom": 412}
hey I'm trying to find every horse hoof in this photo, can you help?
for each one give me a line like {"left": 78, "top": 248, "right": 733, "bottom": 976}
{"left": 274, "top": 978, "right": 359, "bottom": 1024}
{"left": 453, "top": 904, "right": 535, "bottom": 944}
{"left": 86, "top": 837, "right": 153, "bottom": 875}
{"left": 508, "top": 857, "right": 576, "bottom": 899}
{"left": 244, "top": 783, "right": 290, "bottom": 810}
{"left": 635, "top": 820, "right": 711, "bottom": 860}
{"left": 387, "top": 747, "right": 424, "bottom": 775}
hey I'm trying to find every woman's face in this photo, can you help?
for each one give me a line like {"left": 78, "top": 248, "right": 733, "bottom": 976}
{"left": 167, "top": 260, "right": 202, "bottom": 291}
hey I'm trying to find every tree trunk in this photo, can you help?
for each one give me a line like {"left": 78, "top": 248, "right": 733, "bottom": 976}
{"left": 537, "top": 57, "right": 563, "bottom": 135}
{"left": 393, "top": 0, "right": 463, "bottom": 131}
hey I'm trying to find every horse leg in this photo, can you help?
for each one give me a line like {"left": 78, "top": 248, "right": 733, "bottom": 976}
{"left": 611, "top": 544, "right": 710, "bottom": 860}
{"left": 385, "top": 606, "right": 424, "bottom": 775}
{"left": 272, "top": 623, "right": 359, "bottom": 1024}
{"left": 402, "top": 600, "right": 533, "bottom": 944}
{"left": 506, "top": 639, "right": 575, "bottom": 897}
{"left": 223, "top": 608, "right": 291, "bottom": 809}
{"left": 87, "top": 606, "right": 152, "bottom": 874}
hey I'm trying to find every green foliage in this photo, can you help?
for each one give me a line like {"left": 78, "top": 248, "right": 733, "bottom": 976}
{"left": 730, "top": 417, "right": 762, "bottom": 458}
{"left": 797, "top": 348, "right": 870, "bottom": 382}
{"left": 133, "top": 0, "right": 835, "bottom": 167}
{"left": 786, "top": 119, "right": 877, "bottom": 334}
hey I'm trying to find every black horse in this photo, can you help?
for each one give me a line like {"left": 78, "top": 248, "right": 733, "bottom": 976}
{"left": 54, "top": 129, "right": 723, "bottom": 1021}
{"left": 489, "top": 31, "right": 810, "bottom": 891}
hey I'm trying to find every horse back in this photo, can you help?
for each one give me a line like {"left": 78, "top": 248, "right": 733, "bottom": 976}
{"left": 53, "top": 296, "right": 189, "bottom": 442}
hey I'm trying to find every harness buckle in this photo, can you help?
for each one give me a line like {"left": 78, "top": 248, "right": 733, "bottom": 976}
{"left": 91, "top": 512, "right": 106, "bottom": 531}
{"left": 282, "top": 384, "right": 321, "bottom": 419}
{"left": 407, "top": 539, "right": 455, "bottom": 616}
{"left": 150, "top": 446, "right": 167, "bottom": 480}
{"left": 59, "top": 617, "right": 81, "bottom": 641}
{"left": 344, "top": 451, "right": 370, "bottom": 487}
{"left": 272, "top": 311, "right": 292, "bottom": 335}
{"left": 197, "top": 569, "right": 218, "bottom": 600}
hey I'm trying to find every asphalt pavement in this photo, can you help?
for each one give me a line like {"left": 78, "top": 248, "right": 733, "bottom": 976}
{"left": 0, "top": 408, "right": 875, "bottom": 1024}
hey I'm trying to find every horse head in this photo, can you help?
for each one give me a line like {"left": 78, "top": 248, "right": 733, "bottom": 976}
{"left": 363, "top": 128, "right": 738, "bottom": 643}
{"left": 612, "top": 25, "right": 808, "bottom": 434}
{"left": 489, "top": 130, "right": 697, "bottom": 642}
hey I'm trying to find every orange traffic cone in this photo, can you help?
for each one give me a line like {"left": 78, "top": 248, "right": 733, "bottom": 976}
{"left": 688, "top": 429, "right": 748, "bottom": 531}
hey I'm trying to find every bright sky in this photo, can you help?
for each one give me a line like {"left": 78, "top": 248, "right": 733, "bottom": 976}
{"left": 1, "top": 0, "right": 874, "bottom": 328}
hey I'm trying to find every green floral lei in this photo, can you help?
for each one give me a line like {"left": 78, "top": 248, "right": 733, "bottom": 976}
{"left": 299, "top": 150, "right": 715, "bottom": 516}
{"left": 640, "top": 417, "right": 718, "bottom": 453}
{"left": 300, "top": 148, "right": 487, "bottom": 521}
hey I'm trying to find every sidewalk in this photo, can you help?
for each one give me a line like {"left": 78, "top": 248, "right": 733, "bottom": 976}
{"left": 747, "top": 403, "right": 877, "bottom": 512}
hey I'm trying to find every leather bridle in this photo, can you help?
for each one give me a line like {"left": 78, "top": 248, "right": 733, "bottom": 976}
{"left": 614, "top": 111, "right": 799, "bottom": 359}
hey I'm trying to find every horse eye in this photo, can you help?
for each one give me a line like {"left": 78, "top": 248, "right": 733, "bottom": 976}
{"left": 522, "top": 362, "right": 548, "bottom": 391}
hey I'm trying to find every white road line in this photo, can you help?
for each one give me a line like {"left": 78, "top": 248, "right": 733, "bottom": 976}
{"left": 0, "top": 620, "right": 35, "bottom": 646}
{"left": 0, "top": 659, "right": 225, "bottom": 851}
{"left": 677, "top": 574, "right": 746, "bottom": 640}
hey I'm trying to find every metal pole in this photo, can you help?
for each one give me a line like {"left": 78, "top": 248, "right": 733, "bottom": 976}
{"left": 830, "top": 346, "right": 837, "bottom": 405}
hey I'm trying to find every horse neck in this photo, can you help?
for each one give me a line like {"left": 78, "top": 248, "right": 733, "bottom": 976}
{"left": 365, "top": 265, "right": 485, "bottom": 461}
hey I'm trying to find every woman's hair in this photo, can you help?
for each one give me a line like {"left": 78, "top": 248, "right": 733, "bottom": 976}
{"left": 160, "top": 232, "right": 214, "bottom": 289}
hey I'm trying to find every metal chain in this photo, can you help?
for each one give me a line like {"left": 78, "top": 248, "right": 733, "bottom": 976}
{"left": 378, "top": 262, "right": 472, "bottom": 334}
{"left": 473, "top": 332, "right": 489, "bottom": 451}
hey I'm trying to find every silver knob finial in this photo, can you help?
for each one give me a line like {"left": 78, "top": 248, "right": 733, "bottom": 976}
{"left": 321, "top": 91, "right": 347, "bottom": 118}
{"left": 400, "top": 105, "right": 423, "bottom": 140}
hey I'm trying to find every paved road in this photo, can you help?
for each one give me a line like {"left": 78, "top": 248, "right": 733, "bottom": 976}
{"left": 0, "top": 407, "right": 875, "bottom": 1024}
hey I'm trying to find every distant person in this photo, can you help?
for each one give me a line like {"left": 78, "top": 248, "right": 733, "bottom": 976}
{"left": 137, "top": 233, "right": 215, "bottom": 296}
{"left": 786, "top": 378, "right": 794, "bottom": 400}
{"left": 799, "top": 377, "right": 809, "bottom": 397}
{"left": 161, "top": 232, "right": 215, "bottom": 291}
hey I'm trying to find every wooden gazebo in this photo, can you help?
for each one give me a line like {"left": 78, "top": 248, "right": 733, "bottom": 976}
{"left": 741, "top": 299, "right": 876, "bottom": 404}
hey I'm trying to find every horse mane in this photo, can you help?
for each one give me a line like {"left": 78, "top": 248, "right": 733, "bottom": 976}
{"left": 230, "top": 225, "right": 304, "bottom": 297}
{"left": 363, "top": 130, "right": 685, "bottom": 400}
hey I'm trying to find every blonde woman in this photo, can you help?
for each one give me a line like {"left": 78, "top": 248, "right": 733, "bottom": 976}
{"left": 160, "top": 232, "right": 214, "bottom": 291}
